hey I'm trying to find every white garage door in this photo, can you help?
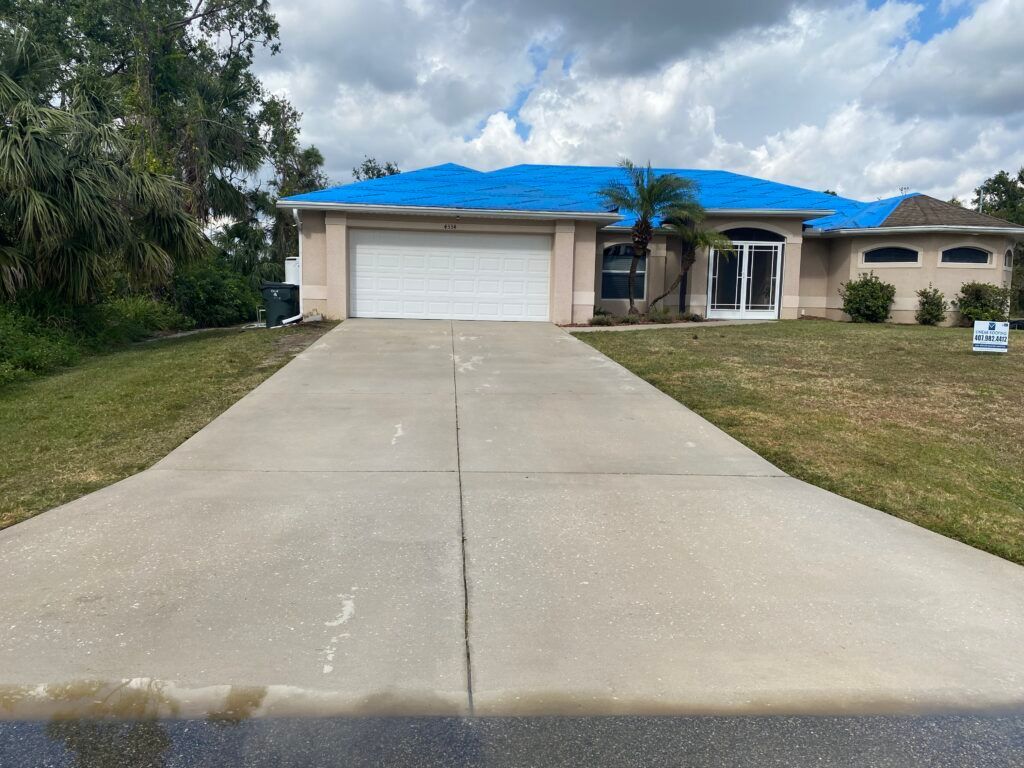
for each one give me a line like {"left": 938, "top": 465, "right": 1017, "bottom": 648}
{"left": 349, "top": 229, "right": 551, "bottom": 321}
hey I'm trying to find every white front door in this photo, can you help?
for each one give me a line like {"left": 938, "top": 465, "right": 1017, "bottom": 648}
{"left": 706, "top": 241, "right": 784, "bottom": 320}
{"left": 349, "top": 229, "right": 552, "bottom": 321}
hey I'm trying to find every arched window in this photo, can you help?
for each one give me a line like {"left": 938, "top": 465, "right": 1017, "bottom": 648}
{"left": 722, "top": 227, "right": 786, "bottom": 243}
{"left": 863, "top": 246, "right": 919, "bottom": 264}
{"left": 941, "top": 247, "right": 990, "bottom": 265}
{"left": 601, "top": 244, "right": 646, "bottom": 300}
{"left": 1005, "top": 250, "right": 1014, "bottom": 270}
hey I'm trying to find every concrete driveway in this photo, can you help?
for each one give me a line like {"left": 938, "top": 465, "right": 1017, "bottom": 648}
{"left": 2, "top": 320, "right": 1024, "bottom": 719}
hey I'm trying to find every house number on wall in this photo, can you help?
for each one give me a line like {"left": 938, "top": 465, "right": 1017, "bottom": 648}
{"left": 442, "top": 223, "right": 457, "bottom": 230}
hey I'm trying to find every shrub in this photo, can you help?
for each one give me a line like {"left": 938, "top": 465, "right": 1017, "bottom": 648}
{"left": 588, "top": 314, "right": 616, "bottom": 326}
{"left": 681, "top": 312, "right": 704, "bottom": 323}
{"left": 80, "top": 296, "right": 194, "bottom": 347}
{"left": 839, "top": 273, "right": 895, "bottom": 323}
{"left": 953, "top": 282, "right": 1010, "bottom": 325}
{"left": 172, "top": 258, "right": 260, "bottom": 328}
{"left": 0, "top": 304, "right": 79, "bottom": 384}
{"left": 915, "top": 285, "right": 948, "bottom": 326}
{"left": 619, "top": 313, "right": 642, "bottom": 324}
{"left": 647, "top": 307, "right": 679, "bottom": 323}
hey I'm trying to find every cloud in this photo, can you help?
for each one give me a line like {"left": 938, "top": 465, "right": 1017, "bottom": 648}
{"left": 868, "top": 0, "right": 1024, "bottom": 118}
{"left": 256, "top": 0, "right": 1024, "bottom": 200}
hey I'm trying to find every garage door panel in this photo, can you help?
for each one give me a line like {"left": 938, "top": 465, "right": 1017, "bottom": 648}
{"left": 350, "top": 230, "right": 552, "bottom": 321}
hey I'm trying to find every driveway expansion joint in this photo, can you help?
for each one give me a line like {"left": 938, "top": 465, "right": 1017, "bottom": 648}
{"left": 451, "top": 321, "right": 475, "bottom": 715}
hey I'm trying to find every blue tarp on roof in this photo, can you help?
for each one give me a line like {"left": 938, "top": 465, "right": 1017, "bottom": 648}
{"left": 803, "top": 193, "right": 919, "bottom": 232}
{"left": 282, "top": 163, "right": 902, "bottom": 231}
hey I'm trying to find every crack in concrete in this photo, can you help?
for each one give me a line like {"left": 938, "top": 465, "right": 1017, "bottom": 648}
{"left": 450, "top": 321, "right": 475, "bottom": 715}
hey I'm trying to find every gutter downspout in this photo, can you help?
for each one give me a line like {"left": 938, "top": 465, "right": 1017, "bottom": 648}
{"left": 292, "top": 208, "right": 303, "bottom": 313}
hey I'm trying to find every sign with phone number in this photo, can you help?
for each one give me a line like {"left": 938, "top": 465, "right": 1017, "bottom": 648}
{"left": 973, "top": 320, "right": 1009, "bottom": 353}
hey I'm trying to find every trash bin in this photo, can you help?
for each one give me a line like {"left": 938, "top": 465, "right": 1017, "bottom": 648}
{"left": 261, "top": 282, "right": 300, "bottom": 328}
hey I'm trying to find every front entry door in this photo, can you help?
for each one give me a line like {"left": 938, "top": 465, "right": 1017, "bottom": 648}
{"left": 707, "top": 241, "right": 783, "bottom": 320}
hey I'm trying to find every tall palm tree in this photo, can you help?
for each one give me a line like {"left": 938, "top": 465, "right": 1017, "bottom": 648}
{"left": 598, "top": 159, "right": 701, "bottom": 314}
{"left": 649, "top": 206, "right": 735, "bottom": 311}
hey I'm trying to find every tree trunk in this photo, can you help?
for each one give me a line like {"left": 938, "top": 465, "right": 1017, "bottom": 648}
{"left": 629, "top": 220, "right": 652, "bottom": 315}
{"left": 626, "top": 247, "right": 644, "bottom": 315}
{"left": 648, "top": 239, "right": 697, "bottom": 312}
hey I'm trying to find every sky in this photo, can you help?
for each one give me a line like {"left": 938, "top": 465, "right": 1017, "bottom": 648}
{"left": 255, "top": 0, "right": 1024, "bottom": 202}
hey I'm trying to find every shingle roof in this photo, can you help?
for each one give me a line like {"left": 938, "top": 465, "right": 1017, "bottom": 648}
{"left": 281, "top": 164, "right": 1024, "bottom": 233}
{"left": 879, "top": 194, "right": 1024, "bottom": 229}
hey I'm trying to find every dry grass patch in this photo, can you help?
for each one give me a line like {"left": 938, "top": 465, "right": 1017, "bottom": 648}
{"left": 577, "top": 320, "right": 1024, "bottom": 564}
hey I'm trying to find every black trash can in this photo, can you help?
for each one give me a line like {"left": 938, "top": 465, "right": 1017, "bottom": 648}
{"left": 261, "top": 282, "right": 300, "bottom": 328}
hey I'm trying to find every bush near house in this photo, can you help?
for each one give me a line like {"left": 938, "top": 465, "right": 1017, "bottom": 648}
{"left": 839, "top": 273, "right": 896, "bottom": 323}
{"left": 954, "top": 282, "right": 1011, "bottom": 325}
{"left": 171, "top": 258, "right": 261, "bottom": 328}
{"left": 915, "top": 285, "right": 948, "bottom": 326}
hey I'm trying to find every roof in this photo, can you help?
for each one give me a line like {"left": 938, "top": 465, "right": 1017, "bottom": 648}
{"left": 281, "top": 163, "right": 1024, "bottom": 234}
{"left": 879, "top": 194, "right": 1024, "bottom": 229}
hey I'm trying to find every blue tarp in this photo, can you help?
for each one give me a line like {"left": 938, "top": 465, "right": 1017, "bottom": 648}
{"left": 283, "top": 163, "right": 905, "bottom": 232}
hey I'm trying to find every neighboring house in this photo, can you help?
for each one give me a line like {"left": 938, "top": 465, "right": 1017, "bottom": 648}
{"left": 279, "top": 163, "right": 1023, "bottom": 324}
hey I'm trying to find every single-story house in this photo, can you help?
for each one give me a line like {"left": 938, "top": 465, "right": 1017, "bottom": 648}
{"left": 279, "top": 163, "right": 1023, "bottom": 324}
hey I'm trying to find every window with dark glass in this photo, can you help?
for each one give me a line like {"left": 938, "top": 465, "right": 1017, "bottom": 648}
{"left": 601, "top": 244, "right": 646, "bottom": 299}
{"left": 863, "top": 247, "right": 919, "bottom": 264}
{"left": 941, "top": 247, "right": 990, "bottom": 265}
{"left": 1006, "top": 250, "right": 1014, "bottom": 269}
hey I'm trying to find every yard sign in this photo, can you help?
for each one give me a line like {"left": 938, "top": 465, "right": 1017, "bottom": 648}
{"left": 972, "top": 320, "right": 1009, "bottom": 354}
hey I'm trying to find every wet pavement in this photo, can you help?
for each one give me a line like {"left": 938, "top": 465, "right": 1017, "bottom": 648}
{"left": 3, "top": 713, "right": 1024, "bottom": 767}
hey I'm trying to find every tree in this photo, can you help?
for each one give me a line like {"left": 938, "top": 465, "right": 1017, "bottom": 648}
{"left": 823, "top": 189, "right": 838, "bottom": 196}
{"left": 262, "top": 96, "right": 328, "bottom": 265}
{"left": 648, "top": 206, "right": 735, "bottom": 312}
{"left": 352, "top": 156, "right": 400, "bottom": 181}
{"left": 973, "top": 169, "right": 1024, "bottom": 312}
{"left": 0, "top": 0, "right": 282, "bottom": 226}
{"left": 598, "top": 159, "right": 705, "bottom": 314}
{"left": 0, "top": 32, "right": 207, "bottom": 300}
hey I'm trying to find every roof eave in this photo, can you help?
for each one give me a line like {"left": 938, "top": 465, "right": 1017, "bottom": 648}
{"left": 278, "top": 200, "right": 622, "bottom": 223}
{"left": 806, "top": 224, "right": 1024, "bottom": 238}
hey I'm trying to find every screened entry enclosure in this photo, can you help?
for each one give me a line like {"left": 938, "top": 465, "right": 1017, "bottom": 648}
{"left": 707, "top": 229, "right": 785, "bottom": 319}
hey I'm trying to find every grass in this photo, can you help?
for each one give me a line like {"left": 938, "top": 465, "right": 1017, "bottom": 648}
{"left": 0, "top": 322, "right": 336, "bottom": 530}
{"left": 576, "top": 320, "right": 1024, "bottom": 565}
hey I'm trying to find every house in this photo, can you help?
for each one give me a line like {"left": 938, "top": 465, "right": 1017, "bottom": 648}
{"left": 279, "top": 163, "right": 1023, "bottom": 324}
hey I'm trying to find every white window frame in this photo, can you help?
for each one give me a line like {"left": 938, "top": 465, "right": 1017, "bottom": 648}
{"left": 938, "top": 244, "right": 993, "bottom": 268}
{"left": 858, "top": 244, "right": 921, "bottom": 268}
{"left": 600, "top": 244, "right": 648, "bottom": 301}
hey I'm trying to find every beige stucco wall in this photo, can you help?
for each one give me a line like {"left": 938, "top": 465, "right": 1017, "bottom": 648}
{"left": 823, "top": 233, "right": 1014, "bottom": 324}
{"left": 294, "top": 208, "right": 1018, "bottom": 325}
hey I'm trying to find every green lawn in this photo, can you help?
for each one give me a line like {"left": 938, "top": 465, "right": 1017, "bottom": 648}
{"left": 576, "top": 320, "right": 1024, "bottom": 565}
{"left": 0, "top": 322, "right": 335, "bottom": 529}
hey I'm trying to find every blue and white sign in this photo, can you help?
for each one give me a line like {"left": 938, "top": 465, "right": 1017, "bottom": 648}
{"left": 972, "top": 320, "right": 1009, "bottom": 353}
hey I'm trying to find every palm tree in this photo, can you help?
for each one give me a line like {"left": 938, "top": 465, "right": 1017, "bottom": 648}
{"left": 598, "top": 159, "right": 702, "bottom": 314}
{"left": 648, "top": 206, "right": 735, "bottom": 312}
{"left": 0, "top": 32, "right": 208, "bottom": 301}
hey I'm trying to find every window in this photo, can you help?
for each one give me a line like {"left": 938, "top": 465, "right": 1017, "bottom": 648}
{"left": 941, "top": 247, "right": 990, "bottom": 265}
{"left": 601, "top": 244, "right": 646, "bottom": 299}
{"left": 1006, "top": 250, "right": 1014, "bottom": 270}
{"left": 863, "top": 246, "right": 919, "bottom": 264}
